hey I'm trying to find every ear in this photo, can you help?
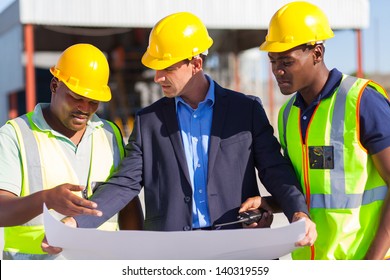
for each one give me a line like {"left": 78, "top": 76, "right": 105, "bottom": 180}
{"left": 50, "top": 77, "right": 58, "bottom": 94}
{"left": 313, "top": 44, "right": 324, "bottom": 65}
{"left": 192, "top": 56, "right": 203, "bottom": 74}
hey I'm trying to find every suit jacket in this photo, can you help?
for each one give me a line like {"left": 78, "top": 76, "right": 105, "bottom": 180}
{"left": 76, "top": 81, "right": 308, "bottom": 230}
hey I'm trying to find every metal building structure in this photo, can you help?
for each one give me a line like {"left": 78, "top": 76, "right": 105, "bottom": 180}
{"left": 0, "top": 0, "right": 370, "bottom": 126}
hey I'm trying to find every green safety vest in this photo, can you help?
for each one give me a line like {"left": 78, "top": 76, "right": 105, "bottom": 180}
{"left": 3, "top": 112, "right": 124, "bottom": 259}
{"left": 278, "top": 75, "right": 390, "bottom": 259}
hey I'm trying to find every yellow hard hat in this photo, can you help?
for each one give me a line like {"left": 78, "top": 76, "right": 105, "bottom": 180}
{"left": 50, "top": 43, "right": 111, "bottom": 102}
{"left": 260, "top": 1, "right": 334, "bottom": 53}
{"left": 141, "top": 12, "right": 213, "bottom": 70}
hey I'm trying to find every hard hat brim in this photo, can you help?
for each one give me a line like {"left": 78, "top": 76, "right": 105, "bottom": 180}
{"left": 50, "top": 67, "right": 112, "bottom": 102}
{"left": 141, "top": 52, "right": 185, "bottom": 71}
{"left": 260, "top": 36, "right": 333, "bottom": 53}
{"left": 260, "top": 41, "right": 304, "bottom": 53}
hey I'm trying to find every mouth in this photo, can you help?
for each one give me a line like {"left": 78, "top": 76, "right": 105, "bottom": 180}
{"left": 71, "top": 113, "right": 89, "bottom": 123}
{"left": 160, "top": 84, "right": 171, "bottom": 90}
{"left": 276, "top": 79, "right": 290, "bottom": 87}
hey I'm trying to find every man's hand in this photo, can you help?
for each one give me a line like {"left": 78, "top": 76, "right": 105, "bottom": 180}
{"left": 41, "top": 216, "right": 77, "bottom": 255}
{"left": 240, "top": 197, "right": 317, "bottom": 246}
{"left": 292, "top": 212, "right": 317, "bottom": 247}
{"left": 44, "top": 183, "right": 102, "bottom": 217}
{"left": 239, "top": 196, "right": 274, "bottom": 228}
{"left": 41, "top": 236, "right": 62, "bottom": 255}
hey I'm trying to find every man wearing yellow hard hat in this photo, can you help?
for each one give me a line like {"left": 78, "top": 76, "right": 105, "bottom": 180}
{"left": 255, "top": 1, "right": 390, "bottom": 260}
{"left": 42, "top": 12, "right": 317, "bottom": 257}
{"left": 0, "top": 43, "right": 143, "bottom": 260}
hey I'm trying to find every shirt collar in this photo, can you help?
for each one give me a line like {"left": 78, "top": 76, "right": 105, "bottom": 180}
{"left": 175, "top": 74, "right": 215, "bottom": 110}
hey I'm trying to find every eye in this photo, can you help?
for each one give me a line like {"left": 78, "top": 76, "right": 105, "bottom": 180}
{"left": 282, "top": 60, "right": 293, "bottom": 67}
{"left": 89, "top": 100, "right": 99, "bottom": 106}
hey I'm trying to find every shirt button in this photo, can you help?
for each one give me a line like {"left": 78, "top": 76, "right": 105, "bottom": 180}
{"left": 302, "top": 116, "right": 307, "bottom": 120}
{"left": 199, "top": 189, "right": 203, "bottom": 194}
{"left": 183, "top": 225, "right": 191, "bottom": 231}
{"left": 184, "top": 196, "right": 191, "bottom": 203}
{"left": 193, "top": 114, "right": 197, "bottom": 118}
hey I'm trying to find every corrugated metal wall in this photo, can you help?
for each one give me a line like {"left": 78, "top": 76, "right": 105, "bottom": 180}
{"left": 19, "top": 0, "right": 369, "bottom": 29}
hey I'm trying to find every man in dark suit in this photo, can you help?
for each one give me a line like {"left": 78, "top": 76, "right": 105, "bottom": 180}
{"left": 42, "top": 12, "right": 316, "bottom": 254}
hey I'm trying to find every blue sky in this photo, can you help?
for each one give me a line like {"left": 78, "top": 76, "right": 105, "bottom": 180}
{"left": 326, "top": 0, "right": 389, "bottom": 75}
{"left": 0, "top": 0, "right": 12, "bottom": 12}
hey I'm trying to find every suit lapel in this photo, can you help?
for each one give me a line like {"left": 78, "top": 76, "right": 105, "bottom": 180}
{"left": 162, "top": 98, "right": 191, "bottom": 185}
{"left": 208, "top": 84, "right": 228, "bottom": 180}
{"left": 161, "top": 84, "right": 228, "bottom": 185}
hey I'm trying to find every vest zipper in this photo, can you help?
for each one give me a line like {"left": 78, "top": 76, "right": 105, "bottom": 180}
{"left": 302, "top": 143, "right": 311, "bottom": 209}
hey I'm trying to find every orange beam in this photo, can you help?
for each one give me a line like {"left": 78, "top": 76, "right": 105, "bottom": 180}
{"left": 356, "top": 29, "right": 363, "bottom": 78}
{"left": 8, "top": 92, "right": 18, "bottom": 119}
{"left": 24, "top": 24, "right": 36, "bottom": 112}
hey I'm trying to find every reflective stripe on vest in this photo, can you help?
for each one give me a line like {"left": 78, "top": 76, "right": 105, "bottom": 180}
{"left": 279, "top": 75, "right": 390, "bottom": 259}
{"left": 4, "top": 113, "right": 124, "bottom": 258}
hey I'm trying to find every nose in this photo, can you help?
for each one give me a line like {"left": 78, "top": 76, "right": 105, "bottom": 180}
{"left": 154, "top": 70, "right": 165, "bottom": 83}
{"left": 272, "top": 64, "right": 285, "bottom": 77}
{"left": 77, "top": 99, "right": 93, "bottom": 113}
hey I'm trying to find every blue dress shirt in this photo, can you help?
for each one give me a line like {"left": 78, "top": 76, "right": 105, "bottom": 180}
{"left": 175, "top": 76, "right": 215, "bottom": 228}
